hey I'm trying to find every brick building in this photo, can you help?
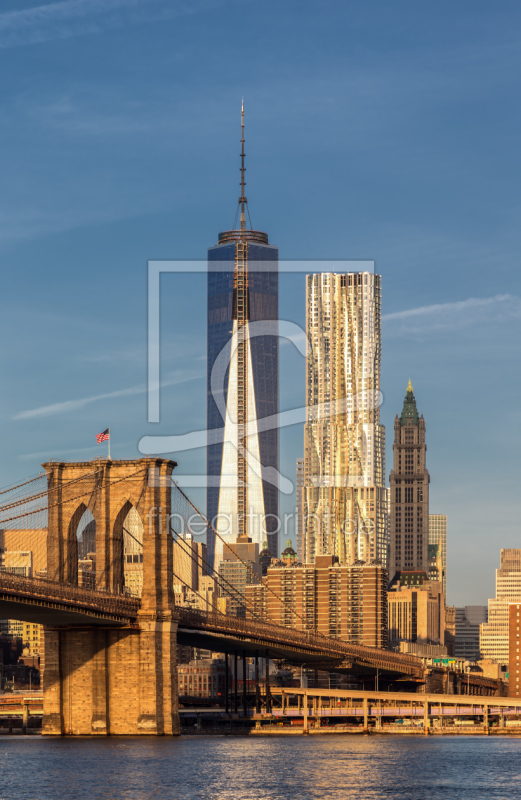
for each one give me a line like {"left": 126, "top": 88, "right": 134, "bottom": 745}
{"left": 177, "top": 658, "right": 226, "bottom": 699}
{"left": 509, "top": 603, "right": 521, "bottom": 697}
{"left": 246, "top": 555, "right": 388, "bottom": 648}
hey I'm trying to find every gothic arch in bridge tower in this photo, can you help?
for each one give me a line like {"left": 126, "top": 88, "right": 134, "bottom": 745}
{"left": 113, "top": 501, "right": 144, "bottom": 598}
{"left": 110, "top": 502, "right": 130, "bottom": 595}
{"left": 65, "top": 503, "right": 89, "bottom": 586}
{"left": 68, "top": 505, "right": 96, "bottom": 589}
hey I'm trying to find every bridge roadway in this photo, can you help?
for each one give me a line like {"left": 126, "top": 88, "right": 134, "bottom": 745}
{"left": 275, "top": 687, "right": 520, "bottom": 716}
{"left": 0, "top": 571, "right": 139, "bottom": 626}
{"left": 0, "top": 572, "right": 422, "bottom": 678}
{"left": 180, "top": 688, "right": 521, "bottom": 719}
{"left": 180, "top": 690, "right": 521, "bottom": 735}
{"left": 174, "top": 609, "right": 422, "bottom": 676}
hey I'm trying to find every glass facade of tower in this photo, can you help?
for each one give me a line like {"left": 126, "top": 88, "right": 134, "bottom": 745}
{"left": 429, "top": 514, "right": 447, "bottom": 597}
{"left": 302, "top": 272, "right": 387, "bottom": 566}
{"left": 207, "top": 234, "right": 279, "bottom": 569}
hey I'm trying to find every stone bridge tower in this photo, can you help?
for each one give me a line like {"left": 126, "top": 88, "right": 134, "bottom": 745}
{"left": 42, "top": 457, "right": 180, "bottom": 736}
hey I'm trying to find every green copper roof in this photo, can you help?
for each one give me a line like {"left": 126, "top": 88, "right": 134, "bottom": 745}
{"left": 400, "top": 379, "right": 419, "bottom": 425}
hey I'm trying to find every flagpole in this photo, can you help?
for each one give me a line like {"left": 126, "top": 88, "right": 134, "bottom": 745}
{"left": 108, "top": 428, "right": 111, "bottom": 460}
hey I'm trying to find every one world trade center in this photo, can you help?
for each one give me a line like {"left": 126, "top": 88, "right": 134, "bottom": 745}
{"left": 206, "top": 104, "right": 279, "bottom": 569}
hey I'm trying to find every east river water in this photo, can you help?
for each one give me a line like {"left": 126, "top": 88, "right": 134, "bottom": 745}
{"left": 1, "top": 735, "right": 521, "bottom": 800}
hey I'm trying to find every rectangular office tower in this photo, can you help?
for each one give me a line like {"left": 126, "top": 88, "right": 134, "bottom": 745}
{"left": 481, "top": 549, "right": 521, "bottom": 667}
{"left": 429, "top": 514, "right": 447, "bottom": 598}
{"left": 206, "top": 104, "right": 279, "bottom": 569}
{"left": 302, "top": 272, "right": 387, "bottom": 565}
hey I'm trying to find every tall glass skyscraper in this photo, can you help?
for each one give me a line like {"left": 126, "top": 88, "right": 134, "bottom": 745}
{"left": 207, "top": 104, "right": 279, "bottom": 569}
{"left": 429, "top": 514, "right": 447, "bottom": 598}
{"left": 302, "top": 272, "right": 387, "bottom": 566}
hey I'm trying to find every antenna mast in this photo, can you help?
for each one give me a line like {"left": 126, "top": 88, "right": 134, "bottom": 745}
{"left": 239, "top": 99, "right": 247, "bottom": 230}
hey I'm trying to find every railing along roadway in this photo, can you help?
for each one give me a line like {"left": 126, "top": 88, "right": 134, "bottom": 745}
{"left": 175, "top": 608, "right": 423, "bottom": 675}
{"left": 0, "top": 571, "right": 139, "bottom": 620}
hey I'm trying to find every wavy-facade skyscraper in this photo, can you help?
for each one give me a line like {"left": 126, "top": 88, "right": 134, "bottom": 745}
{"left": 302, "top": 272, "right": 387, "bottom": 565}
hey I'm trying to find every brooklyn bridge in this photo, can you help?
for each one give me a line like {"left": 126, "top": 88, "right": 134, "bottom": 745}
{"left": 0, "top": 457, "right": 501, "bottom": 735}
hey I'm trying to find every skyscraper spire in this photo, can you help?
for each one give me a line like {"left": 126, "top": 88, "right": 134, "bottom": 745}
{"left": 400, "top": 379, "right": 419, "bottom": 425}
{"left": 223, "top": 101, "right": 266, "bottom": 243}
{"left": 239, "top": 99, "right": 247, "bottom": 230}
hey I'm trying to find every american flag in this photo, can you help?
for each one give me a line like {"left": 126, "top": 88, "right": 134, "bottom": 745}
{"left": 95, "top": 428, "right": 110, "bottom": 443}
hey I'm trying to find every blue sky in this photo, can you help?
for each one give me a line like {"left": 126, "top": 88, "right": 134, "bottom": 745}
{"left": 0, "top": 0, "right": 520, "bottom": 605}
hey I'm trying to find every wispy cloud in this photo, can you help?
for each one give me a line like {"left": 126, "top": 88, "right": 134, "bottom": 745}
{"left": 0, "top": 0, "right": 211, "bottom": 49}
{"left": 80, "top": 341, "right": 206, "bottom": 365}
{"left": 19, "top": 443, "right": 111, "bottom": 460}
{"left": 13, "top": 368, "right": 204, "bottom": 420}
{"left": 383, "top": 294, "right": 521, "bottom": 334}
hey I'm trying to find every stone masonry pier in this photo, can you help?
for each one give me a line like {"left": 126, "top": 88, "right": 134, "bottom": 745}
{"left": 41, "top": 458, "right": 180, "bottom": 735}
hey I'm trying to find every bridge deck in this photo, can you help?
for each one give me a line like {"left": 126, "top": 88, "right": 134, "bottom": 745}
{"left": 0, "top": 573, "right": 423, "bottom": 676}
{"left": 0, "top": 573, "right": 139, "bottom": 626}
{"left": 175, "top": 609, "right": 423, "bottom": 676}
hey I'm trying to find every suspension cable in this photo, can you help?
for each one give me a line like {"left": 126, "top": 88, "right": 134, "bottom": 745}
{"left": 172, "top": 478, "right": 314, "bottom": 632}
{"left": 0, "top": 472, "right": 46, "bottom": 497}
{"left": 0, "top": 468, "right": 103, "bottom": 515}
{"left": 0, "top": 467, "right": 148, "bottom": 526}
{"left": 171, "top": 530, "right": 261, "bottom": 618}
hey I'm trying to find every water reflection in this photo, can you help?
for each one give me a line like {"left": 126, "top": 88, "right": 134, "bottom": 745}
{"left": 1, "top": 735, "right": 520, "bottom": 800}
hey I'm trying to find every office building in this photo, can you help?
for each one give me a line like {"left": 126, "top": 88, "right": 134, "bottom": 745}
{"left": 172, "top": 535, "right": 207, "bottom": 593}
{"left": 296, "top": 457, "right": 304, "bottom": 563}
{"left": 246, "top": 556, "right": 388, "bottom": 648}
{"left": 0, "top": 618, "right": 23, "bottom": 639}
{"left": 427, "top": 541, "right": 444, "bottom": 587}
{"left": 481, "top": 549, "right": 521, "bottom": 666}
{"left": 445, "top": 605, "right": 456, "bottom": 657}
{"left": 0, "top": 532, "right": 47, "bottom": 664}
{"left": 454, "top": 606, "right": 487, "bottom": 662}
{"left": 172, "top": 535, "right": 221, "bottom": 613}
{"left": 0, "top": 551, "right": 33, "bottom": 576}
{"left": 77, "top": 519, "right": 96, "bottom": 560}
{"left": 207, "top": 104, "right": 279, "bottom": 568}
{"left": 388, "top": 381, "right": 430, "bottom": 582}
{"left": 177, "top": 658, "right": 226, "bottom": 699}
{"left": 259, "top": 541, "right": 277, "bottom": 576}
{"left": 219, "top": 535, "right": 262, "bottom": 617}
{"left": 0, "top": 529, "right": 47, "bottom": 576}
{"left": 509, "top": 603, "right": 521, "bottom": 697}
{"left": 302, "top": 272, "right": 387, "bottom": 565}
{"left": 22, "top": 622, "right": 43, "bottom": 656}
{"left": 429, "top": 514, "right": 447, "bottom": 597}
{"left": 387, "top": 578, "right": 445, "bottom": 648}
{"left": 123, "top": 506, "right": 144, "bottom": 597}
